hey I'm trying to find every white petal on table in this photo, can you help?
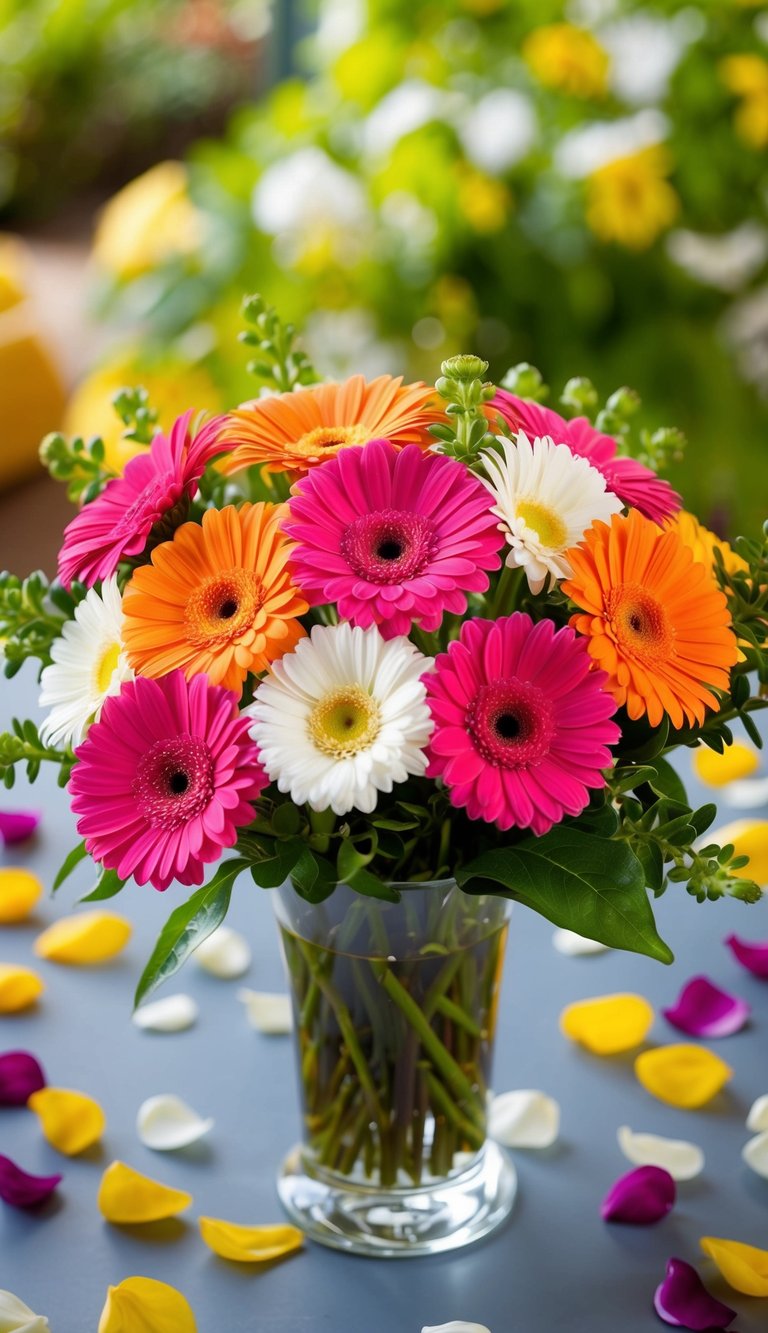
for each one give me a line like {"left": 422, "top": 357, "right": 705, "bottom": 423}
{"left": 723, "top": 776, "right": 768, "bottom": 809}
{"left": 617, "top": 1125, "right": 704, "bottom": 1181}
{"left": 132, "top": 993, "right": 199, "bottom": 1033}
{"left": 422, "top": 1325, "right": 492, "bottom": 1333}
{"left": 194, "top": 926, "right": 251, "bottom": 979}
{"left": 0, "top": 1288, "right": 50, "bottom": 1331}
{"left": 488, "top": 1090, "right": 560, "bottom": 1149}
{"left": 742, "top": 1131, "right": 768, "bottom": 1180}
{"left": 137, "top": 1094, "right": 214, "bottom": 1151}
{"left": 552, "top": 928, "right": 608, "bottom": 956}
{"left": 747, "top": 1093, "right": 768, "bottom": 1132}
{"left": 237, "top": 989, "right": 293, "bottom": 1034}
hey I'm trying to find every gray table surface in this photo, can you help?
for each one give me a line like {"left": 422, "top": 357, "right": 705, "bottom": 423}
{"left": 1, "top": 662, "right": 767, "bottom": 1333}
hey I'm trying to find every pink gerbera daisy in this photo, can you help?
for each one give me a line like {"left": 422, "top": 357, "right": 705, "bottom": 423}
{"left": 283, "top": 437, "right": 504, "bottom": 639}
{"left": 487, "top": 391, "right": 681, "bottom": 526}
{"left": 58, "top": 411, "right": 225, "bottom": 588}
{"left": 424, "top": 613, "right": 620, "bottom": 835}
{"left": 69, "top": 670, "right": 265, "bottom": 892}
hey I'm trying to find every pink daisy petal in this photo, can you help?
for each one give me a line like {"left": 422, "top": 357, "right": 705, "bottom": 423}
{"left": 663, "top": 976, "right": 750, "bottom": 1038}
{"left": 725, "top": 934, "right": 768, "bottom": 979}
{"left": 601, "top": 1165, "right": 675, "bottom": 1225}
{"left": 0, "top": 810, "right": 41, "bottom": 844}
{"left": 0, "top": 1154, "right": 61, "bottom": 1208}
{"left": 0, "top": 1051, "right": 46, "bottom": 1106}
{"left": 653, "top": 1257, "right": 736, "bottom": 1329}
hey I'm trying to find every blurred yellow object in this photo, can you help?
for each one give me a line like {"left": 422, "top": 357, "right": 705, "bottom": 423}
{"left": 635, "top": 1044, "right": 732, "bottom": 1108}
{"left": 34, "top": 909, "right": 132, "bottom": 965}
{"left": 560, "top": 993, "right": 654, "bottom": 1055}
{"left": 666, "top": 510, "right": 748, "bottom": 579}
{"left": 585, "top": 146, "right": 679, "bottom": 250}
{"left": 700, "top": 1236, "right": 768, "bottom": 1297}
{"left": 693, "top": 742, "right": 759, "bottom": 788}
{"left": 98, "top": 1161, "right": 192, "bottom": 1224}
{"left": 456, "top": 167, "right": 511, "bottom": 233}
{"left": 93, "top": 162, "right": 205, "bottom": 281}
{"left": 0, "top": 964, "right": 44, "bottom": 1012}
{"left": 523, "top": 23, "right": 609, "bottom": 99}
{"left": 0, "top": 868, "right": 43, "bottom": 923}
{"left": 98, "top": 1276, "right": 197, "bottom": 1333}
{"left": 706, "top": 819, "right": 768, "bottom": 887}
{"left": 28, "top": 1087, "right": 106, "bottom": 1155}
{"left": 720, "top": 55, "right": 768, "bottom": 150}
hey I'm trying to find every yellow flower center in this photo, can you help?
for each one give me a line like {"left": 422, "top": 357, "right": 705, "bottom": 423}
{"left": 95, "top": 642, "right": 121, "bottom": 694}
{"left": 308, "top": 686, "right": 380, "bottom": 757}
{"left": 607, "top": 584, "right": 674, "bottom": 662}
{"left": 516, "top": 499, "right": 567, "bottom": 549}
{"left": 287, "top": 424, "right": 369, "bottom": 461}
{"left": 185, "top": 569, "right": 262, "bottom": 648}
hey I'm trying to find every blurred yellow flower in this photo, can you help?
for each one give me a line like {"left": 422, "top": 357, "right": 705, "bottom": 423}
{"left": 456, "top": 167, "right": 511, "bottom": 233}
{"left": 98, "top": 1276, "right": 196, "bottom": 1332}
{"left": 635, "top": 1044, "right": 732, "bottom": 1108}
{"left": 34, "top": 910, "right": 132, "bottom": 965}
{"left": 666, "top": 510, "right": 748, "bottom": 578}
{"left": 0, "top": 964, "right": 44, "bottom": 1013}
{"left": 93, "top": 162, "right": 205, "bottom": 281}
{"left": 720, "top": 55, "right": 768, "bottom": 149}
{"left": 98, "top": 1161, "right": 192, "bottom": 1224}
{"left": 523, "top": 23, "right": 609, "bottom": 99}
{"left": 560, "top": 993, "right": 654, "bottom": 1055}
{"left": 0, "top": 868, "right": 42, "bottom": 923}
{"left": 586, "top": 146, "right": 679, "bottom": 250}
{"left": 28, "top": 1087, "right": 106, "bottom": 1155}
{"left": 199, "top": 1217, "right": 303, "bottom": 1263}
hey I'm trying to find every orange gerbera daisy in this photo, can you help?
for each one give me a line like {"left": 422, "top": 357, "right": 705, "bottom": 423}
{"left": 665, "top": 510, "right": 748, "bottom": 580}
{"left": 122, "top": 503, "right": 307, "bottom": 694}
{"left": 562, "top": 510, "right": 739, "bottom": 730}
{"left": 218, "top": 375, "right": 444, "bottom": 475}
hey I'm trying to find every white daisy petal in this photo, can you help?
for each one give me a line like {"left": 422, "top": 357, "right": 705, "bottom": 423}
{"left": 617, "top": 1125, "right": 704, "bottom": 1181}
{"left": 488, "top": 1090, "right": 560, "bottom": 1149}
{"left": 132, "top": 993, "right": 199, "bottom": 1033}
{"left": 194, "top": 926, "right": 251, "bottom": 979}
{"left": 747, "top": 1095, "right": 768, "bottom": 1133}
{"left": 552, "top": 928, "right": 609, "bottom": 956}
{"left": 237, "top": 989, "right": 293, "bottom": 1034}
{"left": 137, "top": 1094, "right": 213, "bottom": 1151}
{"left": 0, "top": 1288, "right": 50, "bottom": 1331}
{"left": 723, "top": 777, "right": 768, "bottom": 809}
{"left": 422, "top": 1324, "right": 491, "bottom": 1333}
{"left": 742, "top": 1131, "right": 768, "bottom": 1180}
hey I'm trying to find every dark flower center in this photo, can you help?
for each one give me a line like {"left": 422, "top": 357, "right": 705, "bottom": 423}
{"left": 134, "top": 734, "right": 215, "bottom": 830}
{"left": 169, "top": 771, "right": 190, "bottom": 795}
{"left": 340, "top": 509, "right": 438, "bottom": 585}
{"left": 219, "top": 599, "right": 238, "bottom": 620}
{"left": 467, "top": 677, "right": 555, "bottom": 769}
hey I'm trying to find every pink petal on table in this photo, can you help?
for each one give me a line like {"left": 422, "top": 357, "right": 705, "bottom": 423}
{"left": 654, "top": 1257, "right": 736, "bottom": 1329}
{"left": 0, "top": 1155, "right": 61, "bottom": 1208}
{"left": 0, "top": 811, "right": 40, "bottom": 845}
{"left": 601, "top": 1165, "right": 675, "bottom": 1225}
{"left": 0, "top": 1051, "right": 46, "bottom": 1106}
{"left": 725, "top": 934, "right": 768, "bottom": 979}
{"left": 662, "top": 976, "right": 750, "bottom": 1038}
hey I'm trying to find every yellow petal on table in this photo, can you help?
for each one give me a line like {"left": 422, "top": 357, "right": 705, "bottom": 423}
{"left": 700, "top": 1236, "right": 768, "bottom": 1297}
{"left": 705, "top": 819, "right": 768, "bottom": 887}
{"left": 0, "top": 963, "right": 44, "bottom": 1012}
{"left": 0, "top": 869, "right": 42, "bottom": 923}
{"left": 559, "top": 993, "right": 654, "bottom": 1054}
{"left": 635, "top": 1044, "right": 733, "bottom": 1108}
{"left": 34, "top": 910, "right": 132, "bottom": 965}
{"left": 97, "top": 1161, "right": 192, "bottom": 1224}
{"left": 198, "top": 1216, "right": 303, "bottom": 1264}
{"left": 28, "top": 1087, "right": 105, "bottom": 1155}
{"left": 693, "top": 741, "right": 759, "bottom": 787}
{"left": 98, "top": 1275, "right": 196, "bottom": 1333}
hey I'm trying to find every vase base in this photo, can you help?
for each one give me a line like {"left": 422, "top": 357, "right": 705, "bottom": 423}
{"left": 277, "top": 1139, "right": 517, "bottom": 1257}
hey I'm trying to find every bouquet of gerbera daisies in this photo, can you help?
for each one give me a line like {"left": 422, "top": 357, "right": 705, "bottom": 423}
{"left": 1, "top": 296, "right": 767, "bottom": 1011}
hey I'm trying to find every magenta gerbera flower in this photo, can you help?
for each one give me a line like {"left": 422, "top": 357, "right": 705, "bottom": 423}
{"left": 69, "top": 670, "right": 265, "bottom": 892}
{"left": 424, "top": 613, "right": 620, "bottom": 835}
{"left": 57, "top": 411, "right": 225, "bottom": 588}
{"left": 488, "top": 391, "right": 681, "bottom": 526}
{"left": 283, "top": 437, "right": 504, "bottom": 638}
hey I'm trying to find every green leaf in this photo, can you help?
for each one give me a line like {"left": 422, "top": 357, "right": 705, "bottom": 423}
{"left": 342, "top": 866, "right": 400, "bottom": 903}
{"left": 134, "top": 859, "right": 246, "bottom": 1009}
{"left": 52, "top": 840, "right": 88, "bottom": 893}
{"left": 271, "top": 802, "right": 301, "bottom": 837}
{"left": 637, "top": 841, "right": 665, "bottom": 895}
{"left": 569, "top": 799, "right": 619, "bottom": 838}
{"left": 290, "top": 848, "right": 337, "bottom": 904}
{"left": 617, "top": 713, "right": 669, "bottom": 763}
{"left": 337, "top": 836, "right": 376, "bottom": 882}
{"left": 648, "top": 757, "right": 688, "bottom": 805}
{"left": 457, "top": 828, "right": 673, "bottom": 964}
{"left": 249, "top": 839, "right": 305, "bottom": 889}
{"left": 79, "top": 867, "right": 126, "bottom": 903}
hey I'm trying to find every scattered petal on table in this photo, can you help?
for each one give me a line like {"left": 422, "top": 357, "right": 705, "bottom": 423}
{"left": 0, "top": 870, "right": 43, "bottom": 924}
{"left": 601, "top": 1165, "right": 675, "bottom": 1224}
{"left": 237, "top": 989, "right": 292, "bottom": 1034}
{"left": 700, "top": 1236, "right": 768, "bottom": 1297}
{"left": 552, "top": 928, "right": 608, "bottom": 956}
{"left": 725, "top": 933, "right": 768, "bottom": 979}
{"left": 132, "top": 994, "right": 198, "bottom": 1033}
{"left": 0, "top": 1287, "right": 50, "bottom": 1331}
{"left": 0, "top": 1155, "right": 61, "bottom": 1208}
{"left": 98, "top": 1276, "right": 196, "bottom": 1333}
{"left": 198, "top": 1216, "right": 303, "bottom": 1264}
{"left": 662, "top": 976, "right": 750, "bottom": 1039}
{"left": 34, "top": 911, "right": 132, "bottom": 965}
{"left": 617, "top": 1126, "right": 704, "bottom": 1181}
{"left": 707, "top": 821, "right": 768, "bottom": 887}
{"left": 654, "top": 1257, "right": 736, "bottom": 1329}
{"left": 421, "top": 1326, "right": 492, "bottom": 1333}
{"left": 0, "top": 811, "right": 41, "bottom": 846}
{"left": 634, "top": 1044, "right": 733, "bottom": 1108}
{"left": 723, "top": 776, "right": 768, "bottom": 809}
{"left": 28, "top": 1087, "right": 105, "bottom": 1155}
{"left": 742, "top": 1131, "right": 768, "bottom": 1180}
{"left": 0, "top": 966, "right": 44, "bottom": 1014}
{"left": 137, "top": 1095, "right": 213, "bottom": 1152}
{"left": 0, "top": 1051, "right": 46, "bottom": 1106}
{"left": 747, "top": 1093, "right": 768, "bottom": 1132}
{"left": 693, "top": 741, "right": 759, "bottom": 788}
{"left": 488, "top": 1090, "right": 560, "bottom": 1148}
{"left": 560, "top": 993, "right": 654, "bottom": 1054}
{"left": 194, "top": 926, "right": 250, "bottom": 979}
{"left": 97, "top": 1160, "right": 192, "bottom": 1224}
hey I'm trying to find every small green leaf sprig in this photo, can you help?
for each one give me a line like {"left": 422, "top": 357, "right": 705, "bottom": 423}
{"left": 240, "top": 293, "right": 320, "bottom": 394}
{"left": 0, "top": 570, "right": 85, "bottom": 678}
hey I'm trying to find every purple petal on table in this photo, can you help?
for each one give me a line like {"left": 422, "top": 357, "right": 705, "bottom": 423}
{"left": 601, "top": 1165, "right": 676, "bottom": 1225}
{"left": 0, "top": 1154, "right": 61, "bottom": 1208}
{"left": 0, "top": 810, "right": 40, "bottom": 845}
{"left": 725, "top": 934, "right": 768, "bottom": 979}
{"left": 653, "top": 1257, "right": 736, "bottom": 1329}
{"left": 662, "top": 976, "right": 750, "bottom": 1038}
{"left": 0, "top": 1050, "right": 46, "bottom": 1106}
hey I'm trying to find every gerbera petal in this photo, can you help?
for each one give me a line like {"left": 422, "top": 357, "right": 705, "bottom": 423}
{"left": 662, "top": 976, "right": 750, "bottom": 1038}
{"left": 0, "top": 1155, "right": 61, "bottom": 1208}
{"left": 97, "top": 1161, "right": 192, "bottom": 1223}
{"left": 0, "top": 810, "right": 40, "bottom": 845}
{"left": 552, "top": 928, "right": 609, "bottom": 956}
{"left": 654, "top": 1257, "right": 736, "bottom": 1329}
{"left": 747, "top": 1094, "right": 768, "bottom": 1131}
{"left": 601, "top": 1165, "right": 675, "bottom": 1224}
{"left": 237, "top": 989, "right": 292, "bottom": 1034}
{"left": 137, "top": 1095, "right": 213, "bottom": 1151}
{"left": 194, "top": 926, "right": 251, "bottom": 979}
{"left": 617, "top": 1126, "right": 704, "bottom": 1181}
{"left": 634, "top": 1045, "right": 733, "bottom": 1108}
{"left": 97, "top": 1276, "right": 196, "bottom": 1333}
{"left": 560, "top": 993, "right": 654, "bottom": 1054}
{"left": 693, "top": 741, "right": 759, "bottom": 787}
{"left": 0, "top": 869, "right": 42, "bottom": 923}
{"left": 488, "top": 1089, "right": 560, "bottom": 1148}
{"left": 198, "top": 1216, "right": 303, "bottom": 1264}
{"left": 0, "top": 1288, "right": 50, "bottom": 1330}
{"left": 0, "top": 965, "right": 44, "bottom": 1013}
{"left": 699, "top": 1236, "right": 768, "bottom": 1297}
{"left": 724, "top": 932, "right": 768, "bottom": 977}
{"left": 34, "top": 911, "right": 132, "bottom": 965}
{"left": 132, "top": 994, "right": 199, "bottom": 1033}
{"left": 28, "top": 1087, "right": 105, "bottom": 1155}
{"left": 742, "top": 1131, "right": 768, "bottom": 1180}
{"left": 0, "top": 1051, "right": 46, "bottom": 1106}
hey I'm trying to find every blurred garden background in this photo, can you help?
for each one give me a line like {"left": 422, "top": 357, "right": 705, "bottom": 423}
{"left": 2, "top": 0, "right": 768, "bottom": 571}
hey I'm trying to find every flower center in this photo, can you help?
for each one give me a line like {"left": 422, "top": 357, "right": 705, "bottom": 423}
{"left": 515, "top": 498, "right": 568, "bottom": 549}
{"left": 466, "top": 677, "right": 555, "bottom": 768}
{"left": 607, "top": 583, "right": 674, "bottom": 662}
{"left": 112, "top": 471, "right": 180, "bottom": 541}
{"left": 185, "top": 569, "right": 263, "bottom": 648}
{"left": 94, "top": 641, "right": 121, "bottom": 694}
{"left": 133, "top": 734, "right": 215, "bottom": 830}
{"left": 340, "top": 509, "right": 438, "bottom": 584}
{"left": 288, "top": 424, "right": 369, "bottom": 461}
{"left": 308, "top": 685, "right": 381, "bottom": 757}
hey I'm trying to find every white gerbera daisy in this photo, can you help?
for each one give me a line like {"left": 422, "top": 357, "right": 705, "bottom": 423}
{"left": 39, "top": 576, "right": 133, "bottom": 749}
{"left": 481, "top": 431, "right": 624, "bottom": 594}
{"left": 248, "top": 623, "right": 433, "bottom": 817}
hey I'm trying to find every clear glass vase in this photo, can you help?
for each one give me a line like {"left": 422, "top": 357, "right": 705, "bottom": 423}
{"left": 273, "top": 879, "right": 517, "bottom": 1257}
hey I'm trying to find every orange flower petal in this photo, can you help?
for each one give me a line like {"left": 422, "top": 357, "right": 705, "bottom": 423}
{"left": 560, "top": 993, "right": 654, "bottom": 1054}
{"left": 635, "top": 1044, "right": 733, "bottom": 1108}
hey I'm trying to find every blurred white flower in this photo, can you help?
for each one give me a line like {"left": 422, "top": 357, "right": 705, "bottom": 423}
{"left": 723, "top": 285, "right": 768, "bottom": 395}
{"left": 600, "top": 10, "right": 704, "bottom": 106}
{"left": 458, "top": 89, "right": 537, "bottom": 175}
{"left": 667, "top": 222, "right": 768, "bottom": 293}
{"left": 314, "top": 0, "right": 365, "bottom": 57}
{"left": 252, "top": 148, "right": 371, "bottom": 266}
{"left": 364, "top": 80, "right": 450, "bottom": 159}
{"left": 555, "top": 108, "right": 669, "bottom": 178}
{"left": 303, "top": 308, "right": 401, "bottom": 380}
